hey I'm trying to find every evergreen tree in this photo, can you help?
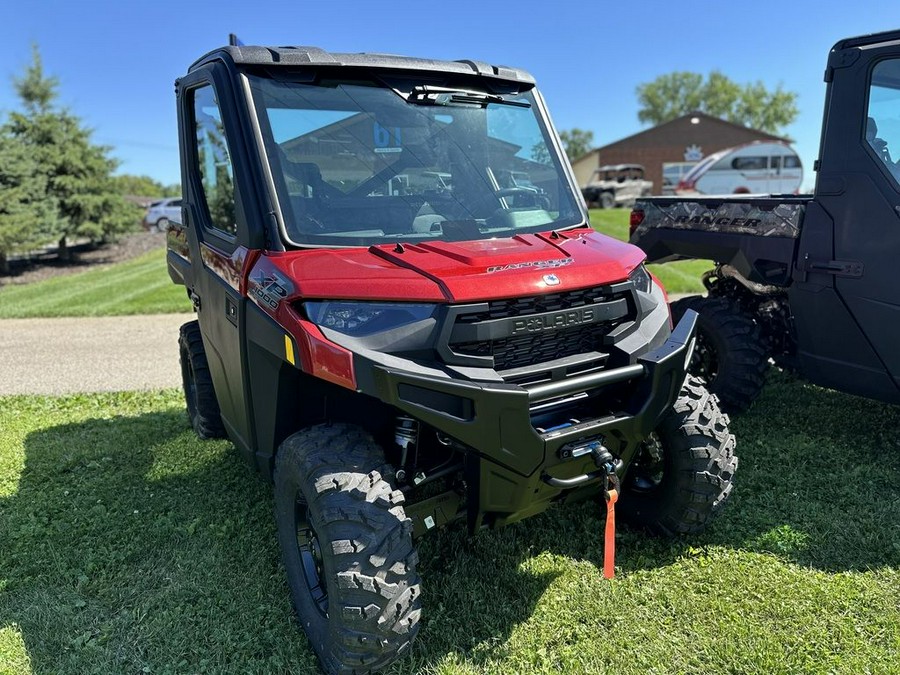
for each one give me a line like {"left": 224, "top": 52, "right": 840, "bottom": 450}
{"left": 111, "top": 174, "right": 177, "bottom": 198}
{"left": 0, "top": 131, "right": 57, "bottom": 274}
{"left": 6, "top": 46, "right": 134, "bottom": 259}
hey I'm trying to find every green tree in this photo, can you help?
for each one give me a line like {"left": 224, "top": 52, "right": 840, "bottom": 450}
{"left": 6, "top": 45, "right": 135, "bottom": 259}
{"left": 558, "top": 128, "right": 595, "bottom": 162}
{"left": 111, "top": 174, "right": 171, "bottom": 198}
{"left": 636, "top": 71, "right": 799, "bottom": 134}
{"left": 0, "top": 131, "right": 58, "bottom": 274}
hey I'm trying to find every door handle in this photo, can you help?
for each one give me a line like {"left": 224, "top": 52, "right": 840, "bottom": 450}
{"left": 801, "top": 255, "right": 863, "bottom": 278}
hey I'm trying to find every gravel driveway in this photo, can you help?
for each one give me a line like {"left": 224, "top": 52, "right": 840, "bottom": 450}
{"left": 0, "top": 314, "right": 188, "bottom": 395}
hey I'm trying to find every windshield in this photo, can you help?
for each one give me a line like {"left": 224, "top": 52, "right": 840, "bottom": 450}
{"left": 247, "top": 74, "right": 582, "bottom": 247}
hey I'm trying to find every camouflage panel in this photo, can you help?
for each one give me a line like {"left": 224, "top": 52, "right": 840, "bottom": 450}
{"left": 633, "top": 200, "right": 804, "bottom": 239}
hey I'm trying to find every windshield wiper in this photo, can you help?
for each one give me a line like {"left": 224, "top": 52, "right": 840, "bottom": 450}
{"left": 408, "top": 85, "right": 530, "bottom": 109}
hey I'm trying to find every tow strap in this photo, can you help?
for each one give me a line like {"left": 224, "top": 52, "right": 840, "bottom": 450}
{"left": 603, "top": 469, "right": 620, "bottom": 580}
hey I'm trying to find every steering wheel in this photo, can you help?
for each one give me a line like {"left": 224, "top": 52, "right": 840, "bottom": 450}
{"left": 494, "top": 187, "right": 549, "bottom": 210}
{"left": 495, "top": 187, "right": 537, "bottom": 200}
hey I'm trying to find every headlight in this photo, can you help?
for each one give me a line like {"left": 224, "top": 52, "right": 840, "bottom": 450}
{"left": 628, "top": 263, "right": 653, "bottom": 293}
{"left": 304, "top": 301, "right": 438, "bottom": 337}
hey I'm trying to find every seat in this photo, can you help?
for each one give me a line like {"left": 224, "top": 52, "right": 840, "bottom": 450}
{"left": 866, "top": 116, "right": 893, "bottom": 163}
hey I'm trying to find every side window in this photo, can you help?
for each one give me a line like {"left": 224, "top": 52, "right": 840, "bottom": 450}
{"left": 732, "top": 156, "right": 767, "bottom": 171}
{"left": 192, "top": 85, "right": 237, "bottom": 236}
{"left": 865, "top": 58, "right": 900, "bottom": 186}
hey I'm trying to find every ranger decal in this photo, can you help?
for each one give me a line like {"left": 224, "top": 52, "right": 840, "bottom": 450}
{"left": 487, "top": 258, "right": 573, "bottom": 273}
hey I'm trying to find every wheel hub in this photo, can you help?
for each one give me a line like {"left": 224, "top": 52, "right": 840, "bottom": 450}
{"left": 295, "top": 498, "right": 328, "bottom": 616}
{"left": 691, "top": 330, "right": 719, "bottom": 382}
{"left": 629, "top": 433, "right": 665, "bottom": 492}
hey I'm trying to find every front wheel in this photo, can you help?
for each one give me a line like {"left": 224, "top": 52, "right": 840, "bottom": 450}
{"left": 275, "top": 424, "right": 421, "bottom": 674}
{"left": 619, "top": 376, "right": 737, "bottom": 536}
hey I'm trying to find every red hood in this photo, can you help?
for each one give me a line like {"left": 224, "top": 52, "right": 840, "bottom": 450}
{"left": 265, "top": 229, "right": 645, "bottom": 303}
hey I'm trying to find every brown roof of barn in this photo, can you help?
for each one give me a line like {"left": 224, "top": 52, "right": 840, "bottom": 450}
{"left": 573, "top": 112, "right": 791, "bottom": 164}
{"left": 571, "top": 112, "right": 796, "bottom": 193}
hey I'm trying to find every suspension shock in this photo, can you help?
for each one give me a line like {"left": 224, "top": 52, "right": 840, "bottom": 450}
{"left": 394, "top": 415, "right": 419, "bottom": 483}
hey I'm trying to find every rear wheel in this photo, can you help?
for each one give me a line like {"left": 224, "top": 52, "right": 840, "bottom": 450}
{"left": 155, "top": 217, "right": 170, "bottom": 233}
{"left": 275, "top": 424, "right": 421, "bottom": 674}
{"left": 619, "top": 376, "right": 737, "bottom": 536}
{"left": 671, "top": 295, "right": 768, "bottom": 413}
{"left": 178, "top": 321, "right": 226, "bottom": 439}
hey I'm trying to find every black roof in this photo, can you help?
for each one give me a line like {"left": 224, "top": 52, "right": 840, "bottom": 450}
{"left": 189, "top": 45, "right": 535, "bottom": 86}
{"left": 833, "top": 28, "right": 900, "bottom": 51}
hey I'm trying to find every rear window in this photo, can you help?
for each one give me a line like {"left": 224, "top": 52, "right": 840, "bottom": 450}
{"left": 783, "top": 156, "right": 801, "bottom": 169}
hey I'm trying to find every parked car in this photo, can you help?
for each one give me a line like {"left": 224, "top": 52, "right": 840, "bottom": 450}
{"left": 581, "top": 164, "right": 653, "bottom": 208}
{"left": 142, "top": 198, "right": 182, "bottom": 232}
{"left": 662, "top": 162, "right": 697, "bottom": 195}
{"left": 675, "top": 141, "right": 802, "bottom": 196}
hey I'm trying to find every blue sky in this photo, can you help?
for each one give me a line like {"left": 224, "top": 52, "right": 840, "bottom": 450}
{"left": 1, "top": 0, "right": 897, "bottom": 190}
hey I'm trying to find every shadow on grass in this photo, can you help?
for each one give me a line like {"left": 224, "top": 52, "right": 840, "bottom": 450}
{"left": 0, "top": 409, "right": 557, "bottom": 673}
{"left": 534, "top": 369, "right": 900, "bottom": 576}
{"left": 2, "top": 374, "right": 899, "bottom": 672}
{"left": 0, "top": 410, "right": 320, "bottom": 673}
{"left": 710, "top": 369, "right": 900, "bottom": 571}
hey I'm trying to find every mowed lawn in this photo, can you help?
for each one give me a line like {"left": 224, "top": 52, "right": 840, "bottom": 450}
{"left": 0, "top": 248, "right": 192, "bottom": 318}
{"left": 0, "top": 211, "right": 706, "bottom": 322}
{"left": 1, "top": 372, "right": 898, "bottom": 674}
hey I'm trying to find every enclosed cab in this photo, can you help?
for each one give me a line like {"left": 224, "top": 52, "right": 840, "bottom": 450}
{"left": 168, "top": 43, "right": 736, "bottom": 674}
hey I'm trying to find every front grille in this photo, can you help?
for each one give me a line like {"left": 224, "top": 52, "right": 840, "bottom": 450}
{"left": 447, "top": 284, "right": 635, "bottom": 372}
{"left": 453, "top": 324, "right": 608, "bottom": 371}
{"left": 455, "top": 285, "right": 622, "bottom": 323}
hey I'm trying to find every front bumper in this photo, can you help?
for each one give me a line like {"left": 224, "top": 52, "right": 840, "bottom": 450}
{"left": 368, "top": 311, "right": 698, "bottom": 525}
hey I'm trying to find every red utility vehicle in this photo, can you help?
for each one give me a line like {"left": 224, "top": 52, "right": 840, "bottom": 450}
{"left": 168, "top": 40, "right": 737, "bottom": 673}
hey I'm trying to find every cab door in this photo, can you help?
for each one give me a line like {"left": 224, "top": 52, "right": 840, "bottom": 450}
{"left": 177, "top": 68, "right": 255, "bottom": 450}
{"left": 814, "top": 36, "right": 900, "bottom": 401}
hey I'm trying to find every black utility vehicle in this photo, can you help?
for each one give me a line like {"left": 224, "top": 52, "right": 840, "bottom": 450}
{"left": 168, "top": 40, "right": 736, "bottom": 673}
{"left": 631, "top": 29, "right": 900, "bottom": 413}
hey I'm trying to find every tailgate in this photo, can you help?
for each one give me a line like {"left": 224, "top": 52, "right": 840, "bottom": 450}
{"left": 629, "top": 196, "right": 812, "bottom": 287}
{"left": 631, "top": 196, "right": 807, "bottom": 241}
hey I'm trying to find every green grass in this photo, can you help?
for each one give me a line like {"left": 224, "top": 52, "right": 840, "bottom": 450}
{"left": 1, "top": 376, "right": 899, "bottom": 673}
{"left": 0, "top": 248, "right": 191, "bottom": 318}
{"left": 589, "top": 209, "right": 709, "bottom": 294}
